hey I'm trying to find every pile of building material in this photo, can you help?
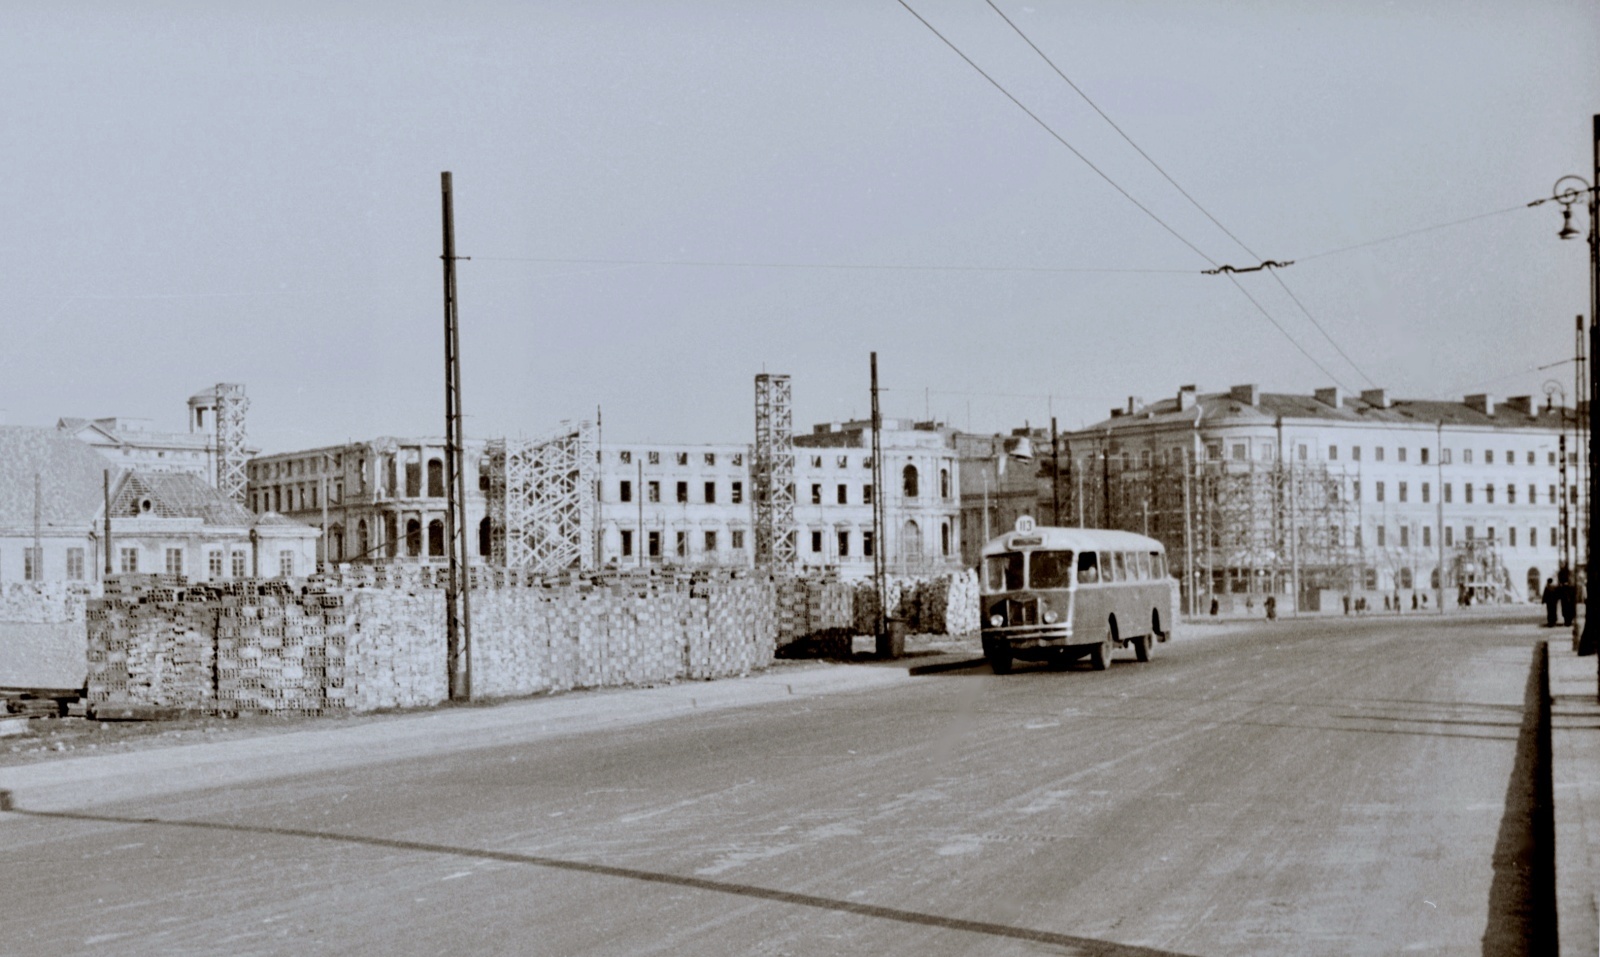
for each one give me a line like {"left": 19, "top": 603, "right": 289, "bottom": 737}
{"left": 86, "top": 597, "right": 215, "bottom": 709}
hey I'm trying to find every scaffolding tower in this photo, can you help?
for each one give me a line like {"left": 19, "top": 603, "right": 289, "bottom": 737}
{"left": 485, "top": 421, "right": 597, "bottom": 573}
{"left": 213, "top": 383, "right": 250, "bottom": 505}
{"left": 1450, "top": 537, "right": 1515, "bottom": 604}
{"left": 753, "top": 373, "right": 796, "bottom": 567}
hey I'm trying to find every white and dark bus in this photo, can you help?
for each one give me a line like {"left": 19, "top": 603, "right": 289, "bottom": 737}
{"left": 979, "top": 518, "right": 1176, "bottom": 674}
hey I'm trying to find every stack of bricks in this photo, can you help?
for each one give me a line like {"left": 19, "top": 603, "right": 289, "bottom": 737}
{"left": 86, "top": 595, "right": 214, "bottom": 709}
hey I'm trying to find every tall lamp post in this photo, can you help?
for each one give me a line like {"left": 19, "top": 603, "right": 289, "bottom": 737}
{"left": 1536, "top": 116, "right": 1599, "bottom": 669}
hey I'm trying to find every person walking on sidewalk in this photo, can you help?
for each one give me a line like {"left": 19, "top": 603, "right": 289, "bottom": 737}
{"left": 1543, "top": 578, "right": 1559, "bottom": 627}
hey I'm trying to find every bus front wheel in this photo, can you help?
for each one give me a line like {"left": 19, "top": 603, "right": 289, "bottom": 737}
{"left": 1090, "top": 622, "right": 1116, "bottom": 671}
{"left": 988, "top": 645, "right": 1014, "bottom": 675}
{"left": 1134, "top": 632, "right": 1153, "bottom": 663}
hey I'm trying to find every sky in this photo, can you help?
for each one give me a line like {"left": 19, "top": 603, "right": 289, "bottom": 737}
{"left": 2, "top": 1, "right": 1596, "bottom": 454}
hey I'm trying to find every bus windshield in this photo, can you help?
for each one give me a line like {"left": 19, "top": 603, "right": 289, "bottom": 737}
{"left": 1029, "top": 550, "right": 1075, "bottom": 589}
{"left": 984, "top": 552, "right": 1024, "bottom": 591}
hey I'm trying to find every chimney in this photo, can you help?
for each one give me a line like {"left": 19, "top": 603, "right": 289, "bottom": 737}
{"left": 1229, "top": 384, "right": 1260, "bottom": 406}
{"left": 1464, "top": 393, "right": 1495, "bottom": 416}
{"left": 1110, "top": 408, "right": 1125, "bottom": 419}
{"left": 1127, "top": 396, "right": 1144, "bottom": 415}
{"left": 1177, "top": 385, "right": 1197, "bottom": 412}
{"left": 1360, "top": 388, "right": 1390, "bottom": 409}
{"left": 1503, "top": 395, "right": 1533, "bottom": 416}
{"left": 1313, "top": 386, "right": 1344, "bottom": 408}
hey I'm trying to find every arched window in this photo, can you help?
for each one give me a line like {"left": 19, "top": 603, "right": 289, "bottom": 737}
{"left": 405, "top": 462, "right": 421, "bottom": 498}
{"left": 902, "top": 465, "right": 919, "bottom": 498}
{"left": 428, "top": 519, "right": 445, "bottom": 557}
{"left": 1362, "top": 567, "right": 1377, "bottom": 590}
{"left": 1398, "top": 567, "right": 1413, "bottom": 589}
{"left": 357, "top": 520, "right": 370, "bottom": 562}
{"left": 940, "top": 521, "right": 951, "bottom": 556}
{"left": 1431, "top": 566, "right": 1441, "bottom": 589}
{"left": 940, "top": 468, "right": 950, "bottom": 499}
{"left": 479, "top": 516, "right": 492, "bottom": 558}
{"left": 329, "top": 524, "right": 345, "bottom": 562}
{"left": 1527, "top": 567, "right": 1542, "bottom": 600}
{"left": 427, "top": 459, "right": 445, "bottom": 498}
{"left": 900, "top": 519, "right": 922, "bottom": 564}
{"left": 405, "top": 519, "right": 422, "bottom": 557}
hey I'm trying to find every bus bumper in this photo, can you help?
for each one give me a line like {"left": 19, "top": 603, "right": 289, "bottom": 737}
{"left": 983, "top": 627, "right": 1074, "bottom": 650}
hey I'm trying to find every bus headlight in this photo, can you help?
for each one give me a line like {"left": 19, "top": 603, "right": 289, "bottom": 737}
{"left": 1043, "top": 609, "right": 1059, "bottom": 624}
{"left": 989, "top": 614, "right": 1004, "bottom": 628}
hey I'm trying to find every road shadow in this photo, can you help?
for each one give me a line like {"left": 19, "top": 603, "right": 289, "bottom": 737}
{"left": 1481, "top": 642, "right": 1555, "bottom": 956}
{"left": 4, "top": 802, "right": 1200, "bottom": 957}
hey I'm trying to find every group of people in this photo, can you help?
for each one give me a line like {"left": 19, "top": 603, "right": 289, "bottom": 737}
{"left": 1542, "top": 570, "right": 1580, "bottom": 627}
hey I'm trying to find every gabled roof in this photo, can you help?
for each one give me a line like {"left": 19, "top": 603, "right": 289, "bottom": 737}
{"left": 0, "top": 426, "right": 119, "bottom": 531}
{"left": 1079, "top": 391, "right": 1568, "bottom": 435}
{"left": 109, "top": 471, "right": 254, "bottom": 526}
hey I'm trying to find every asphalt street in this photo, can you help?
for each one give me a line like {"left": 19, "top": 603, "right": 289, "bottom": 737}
{"left": 0, "top": 613, "right": 1551, "bottom": 956}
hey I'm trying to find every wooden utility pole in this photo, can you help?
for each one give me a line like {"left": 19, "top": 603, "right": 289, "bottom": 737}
{"left": 1050, "top": 418, "right": 1061, "bottom": 526}
{"left": 440, "top": 171, "right": 472, "bottom": 701}
{"left": 870, "top": 352, "right": 888, "bottom": 650}
{"left": 103, "top": 470, "right": 113, "bottom": 576}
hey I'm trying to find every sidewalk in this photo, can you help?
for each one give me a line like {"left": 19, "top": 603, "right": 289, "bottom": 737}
{"left": 1548, "top": 637, "right": 1600, "bottom": 957}
{"left": 0, "top": 662, "right": 917, "bottom": 814}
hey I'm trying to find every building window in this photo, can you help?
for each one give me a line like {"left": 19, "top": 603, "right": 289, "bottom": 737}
{"left": 621, "top": 529, "right": 633, "bottom": 558}
{"left": 1465, "top": 484, "right": 1474, "bottom": 504}
{"left": 1485, "top": 450, "right": 1495, "bottom": 464}
{"left": 1329, "top": 445, "right": 1338, "bottom": 460}
{"left": 837, "top": 455, "right": 849, "bottom": 469}
{"left": 836, "top": 484, "right": 848, "bottom": 505}
{"left": 232, "top": 551, "right": 247, "bottom": 578}
{"left": 1398, "top": 482, "right": 1407, "bottom": 503}
{"left": 837, "top": 531, "right": 849, "bottom": 557}
{"left": 119, "top": 547, "right": 139, "bottom": 574}
{"left": 903, "top": 465, "right": 919, "bottom": 497}
{"left": 704, "top": 453, "right": 716, "bottom": 466}
{"left": 406, "top": 519, "right": 422, "bottom": 557}
{"left": 1530, "top": 484, "right": 1538, "bottom": 504}
{"left": 811, "top": 483, "right": 822, "bottom": 505}
{"left": 1444, "top": 483, "right": 1453, "bottom": 504}
{"left": 1442, "top": 448, "right": 1453, "bottom": 464}
{"left": 704, "top": 481, "right": 716, "bottom": 504}
{"left": 941, "top": 522, "right": 951, "bottom": 556}
{"left": 732, "top": 530, "right": 745, "bottom": 549}
{"left": 1466, "top": 526, "right": 1475, "bottom": 541}
{"left": 279, "top": 550, "right": 294, "bottom": 577}
{"left": 1398, "top": 447, "right": 1407, "bottom": 463}
{"left": 731, "top": 482, "right": 743, "bottom": 504}
{"left": 676, "top": 452, "right": 689, "bottom": 466}
{"left": 675, "top": 531, "right": 687, "bottom": 557}
{"left": 428, "top": 519, "right": 445, "bottom": 557}
{"left": 863, "top": 530, "right": 875, "bottom": 557}
{"left": 619, "top": 450, "right": 632, "bottom": 464}
{"left": 1375, "top": 447, "right": 1385, "bottom": 462}
{"left": 810, "top": 455, "right": 823, "bottom": 468}
{"left": 1376, "top": 482, "right": 1385, "bottom": 503}
{"left": 1463, "top": 449, "right": 1474, "bottom": 464}
{"left": 1377, "top": 526, "right": 1386, "bottom": 547}
{"left": 23, "top": 547, "right": 41, "bottom": 581}
{"left": 704, "top": 531, "right": 718, "bottom": 553}
{"left": 620, "top": 481, "right": 632, "bottom": 503}
{"left": 648, "top": 531, "right": 661, "bottom": 558}
{"left": 67, "top": 548, "right": 84, "bottom": 581}
{"left": 1399, "top": 526, "right": 1409, "bottom": 547}
{"left": 1231, "top": 444, "right": 1246, "bottom": 461}
{"left": 940, "top": 468, "right": 951, "bottom": 497}
{"left": 1297, "top": 444, "right": 1308, "bottom": 461}
{"left": 1423, "top": 526, "right": 1432, "bottom": 548}
{"left": 1531, "top": 527, "right": 1538, "bottom": 547}
{"left": 1510, "top": 527, "right": 1518, "bottom": 547}
{"left": 1444, "top": 527, "right": 1454, "bottom": 546}
{"left": 1352, "top": 446, "right": 1362, "bottom": 462}
{"left": 1352, "top": 480, "right": 1361, "bottom": 501}
{"left": 648, "top": 481, "right": 660, "bottom": 503}
{"left": 732, "top": 453, "right": 743, "bottom": 467}
{"left": 1485, "top": 485, "right": 1495, "bottom": 504}
{"left": 676, "top": 482, "right": 688, "bottom": 504}
{"left": 208, "top": 551, "right": 223, "bottom": 579}
{"left": 1207, "top": 444, "right": 1222, "bottom": 462}
{"left": 1550, "top": 485, "right": 1558, "bottom": 504}
{"left": 648, "top": 451, "right": 660, "bottom": 465}
{"left": 1421, "top": 447, "right": 1430, "bottom": 465}
{"left": 1488, "top": 526, "right": 1496, "bottom": 542}
{"left": 811, "top": 530, "right": 823, "bottom": 553}
{"left": 405, "top": 462, "right": 421, "bottom": 497}
{"left": 1422, "top": 482, "right": 1430, "bottom": 504}
{"left": 863, "top": 485, "right": 873, "bottom": 505}
{"left": 1507, "top": 484, "right": 1516, "bottom": 504}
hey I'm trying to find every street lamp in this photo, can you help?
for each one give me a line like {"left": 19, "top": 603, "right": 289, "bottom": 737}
{"left": 1534, "top": 117, "right": 1599, "bottom": 664}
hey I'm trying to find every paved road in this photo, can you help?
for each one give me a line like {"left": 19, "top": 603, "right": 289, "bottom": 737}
{"left": 1, "top": 614, "right": 1549, "bottom": 956}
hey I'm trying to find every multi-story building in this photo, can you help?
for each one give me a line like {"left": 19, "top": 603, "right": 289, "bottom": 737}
{"left": 56, "top": 385, "right": 259, "bottom": 488}
{"left": 1041, "top": 384, "right": 1576, "bottom": 608}
{"left": 0, "top": 426, "right": 316, "bottom": 584}
{"left": 246, "top": 438, "right": 491, "bottom": 567}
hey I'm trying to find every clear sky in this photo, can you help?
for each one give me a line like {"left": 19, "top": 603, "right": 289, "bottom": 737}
{"left": 3, "top": 1, "right": 1596, "bottom": 454}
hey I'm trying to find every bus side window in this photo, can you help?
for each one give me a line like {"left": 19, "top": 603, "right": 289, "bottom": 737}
{"left": 1151, "top": 552, "right": 1165, "bottom": 578}
{"left": 1077, "top": 551, "right": 1099, "bottom": 584}
{"left": 1136, "top": 552, "right": 1151, "bottom": 579}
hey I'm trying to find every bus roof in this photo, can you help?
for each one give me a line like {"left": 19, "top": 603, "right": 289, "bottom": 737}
{"left": 980, "top": 525, "right": 1165, "bottom": 557}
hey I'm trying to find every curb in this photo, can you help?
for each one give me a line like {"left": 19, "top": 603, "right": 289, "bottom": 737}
{"left": 1547, "top": 639, "right": 1600, "bottom": 957}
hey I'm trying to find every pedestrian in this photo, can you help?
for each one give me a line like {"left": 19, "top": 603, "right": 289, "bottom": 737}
{"left": 1209, "top": 598, "right": 1219, "bottom": 616}
{"left": 1265, "top": 595, "right": 1277, "bottom": 620}
{"left": 1411, "top": 593, "right": 1418, "bottom": 611}
{"left": 1343, "top": 594, "right": 1351, "bottom": 616}
{"left": 1543, "top": 578, "right": 1559, "bottom": 627}
{"left": 1383, "top": 594, "right": 1391, "bottom": 612}
{"left": 1560, "top": 568, "right": 1576, "bottom": 625}
{"left": 1246, "top": 596, "right": 1255, "bottom": 615}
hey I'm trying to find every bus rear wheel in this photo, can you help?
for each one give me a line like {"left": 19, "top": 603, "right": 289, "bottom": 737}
{"left": 1089, "top": 622, "right": 1115, "bottom": 671}
{"left": 1134, "top": 632, "right": 1153, "bottom": 663}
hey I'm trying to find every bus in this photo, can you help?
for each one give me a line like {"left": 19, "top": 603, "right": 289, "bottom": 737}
{"left": 979, "top": 517, "right": 1175, "bottom": 674}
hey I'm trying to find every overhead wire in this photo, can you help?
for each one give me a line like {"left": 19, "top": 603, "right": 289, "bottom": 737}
{"left": 1295, "top": 203, "right": 1535, "bottom": 263}
{"left": 982, "top": 0, "right": 1377, "bottom": 389}
{"left": 469, "top": 255, "right": 1195, "bottom": 274}
{"left": 893, "top": 0, "right": 1356, "bottom": 392}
